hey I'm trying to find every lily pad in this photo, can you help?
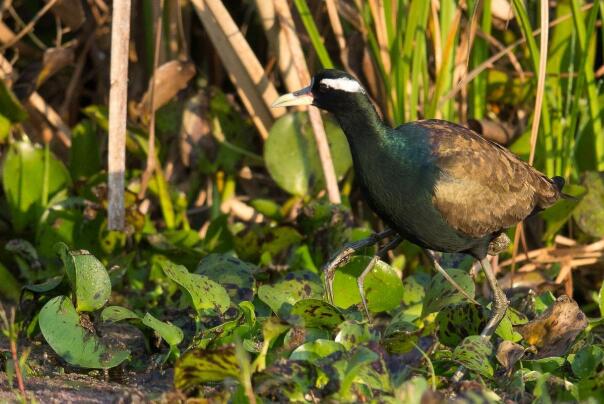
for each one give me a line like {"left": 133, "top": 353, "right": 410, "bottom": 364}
{"left": 265, "top": 111, "right": 352, "bottom": 196}
{"left": 161, "top": 259, "right": 230, "bottom": 314}
{"left": 573, "top": 172, "right": 604, "bottom": 237}
{"left": 436, "top": 303, "right": 486, "bottom": 347}
{"left": 101, "top": 306, "right": 141, "bottom": 323}
{"left": 258, "top": 271, "right": 323, "bottom": 318}
{"left": 39, "top": 296, "right": 130, "bottom": 369}
{"left": 290, "top": 299, "right": 344, "bottom": 328}
{"left": 332, "top": 256, "right": 404, "bottom": 313}
{"left": 55, "top": 243, "right": 111, "bottom": 312}
{"left": 422, "top": 268, "right": 475, "bottom": 316}
{"left": 453, "top": 336, "right": 493, "bottom": 378}
{"left": 142, "top": 313, "right": 184, "bottom": 347}
{"left": 195, "top": 254, "right": 256, "bottom": 303}
{"left": 174, "top": 346, "right": 240, "bottom": 391}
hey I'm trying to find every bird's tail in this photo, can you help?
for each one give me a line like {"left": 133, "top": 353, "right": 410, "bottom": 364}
{"left": 552, "top": 176, "right": 576, "bottom": 200}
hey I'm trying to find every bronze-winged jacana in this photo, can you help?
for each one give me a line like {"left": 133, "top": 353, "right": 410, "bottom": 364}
{"left": 272, "top": 70, "right": 565, "bottom": 378}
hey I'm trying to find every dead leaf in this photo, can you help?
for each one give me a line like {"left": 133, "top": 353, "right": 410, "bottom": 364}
{"left": 516, "top": 295, "right": 587, "bottom": 359}
{"left": 39, "top": 47, "right": 75, "bottom": 86}
{"left": 138, "top": 60, "right": 196, "bottom": 119}
{"left": 496, "top": 340, "right": 525, "bottom": 376}
{"left": 467, "top": 119, "right": 515, "bottom": 145}
{"left": 49, "top": 0, "right": 86, "bottom": 31}
{"left": 179, "top": 92, "right": 214, "bottom": 167}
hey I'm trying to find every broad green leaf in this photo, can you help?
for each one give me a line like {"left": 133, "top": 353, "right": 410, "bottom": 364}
{"left": 55, "top": 243, "right": 111, "bottom": 312}
{"left": 383, "top": 312, "right": 421, "bottom": 354}
{"left": 332, "top": 256, "right": 404, "bottom": 313}
{"left": 2, "top": 141, "right": 70, "bottom": 232}
{"left": 573, "top": 172, "right": 604, "bottom": 237}
{"left": 195, "top": 254, "right": 256, "bottom": 303}
{"left": 422, "top": 268, "right": 475, "bottom": 316}
{"left": 394, "top": 376, "right": 430, "bottom": 404}
{"left": 453, "top": 336, "right": 493, "bottom": 378}
{"left": 436, "top": 303, "right": 486, "bottom": 347}
{"left": 39, "top": 296, "right": 130, "bottom": 369}
{"left": 569, "top": 345, "right": 604, "bottom": 379}
{"left": 0, "top": 261, "right": 21, "bottom": 301}
{"left": 69, "top": 120, "right": 101, "bottom": 179}
{"left": 254, "top": 360, "right": 314, "bottom": 402}
{"left": 290, "top": 299, "right": 344, "bottom": 329}
{"left": 257, "top": 271, "right": 322, "bottom": 318}
{"left": 161, "top": 259, "right": 230, "bottom": 314}
{"left": 0, "top": 114, "right": 10, "bottom": 143}
{"left": 250, "top": 198, "right": 283, "bottom": 220}
{"left": 101, "top": 306, "right": 140, "bottom": 323}
{"left": 22, "top": 275, "right": 64, "bottom": 294}
{"left": 335, "top": 321, "right": 373, "bottom": 351}
{"left": 290, "top": 339, "right": 345, "bottom": 363}
{"left": 174, "top": 346, "right": 239, "bottom": 391}
{"left": 265, "top": 111, "right": 351, "bottom": 196}
{"left": 142, "top": 312, "right": 183, "bottom": 347}
{"left": 337, "top": 346, "right": 390, "bottom": 396}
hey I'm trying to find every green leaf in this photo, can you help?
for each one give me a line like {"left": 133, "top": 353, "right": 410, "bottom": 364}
{"left": 39, "top": 296, "right": 130, "bottom": 369}
{"left": 0, "top": 79, "right": 27, "bottom": 122}
{"left": 290, "top": 299, "right": 344, "bottom": 329}
{"left": 161, "top": 259, "right": 230, "bottom": 314}
{"left": 335, "top": 321, "right": 373, "bottom": 351}
{"left": 23, "top": 275, "right": 64, "bottom": 294}
{"left": 422, "top": 268, "right": 475, "bottom": 316}
{"left": 265, "top": 111, "right": 351, "bottom": 196}
{"left": 142, "top": 312, "right": 184, "bottom": 347}
{"left": 195, "top": 254, "right": 256, "bottom": 303}
{"left": 101, "top": 306, "right": 141, "bottom": 323}
{"left": 0, "top": 261, "right": 21, "bottom": 301}
{"left": 257, "top": 271, "right": 323, "bottom": 318}
{"left": 290, "top": 339, "right": 345, "bottom": 363}
{"left": 174, "top": 346, "right": 240, "bottom": 391}
{"left": 2, "top": 141, "right": 70, "bottom": 232}
{"left": 569, "top": 345, "right": 604, "bottom": 379}
{"left": 573, "top": 172, "right": 604, "bottom": 238}
{"left": 0, "top": 114, "right": 10, "bottom": 143}
{"left": 332, "top": 256, "right": 404, "bottom": 313}
{"left": 55, "top": 243, "right": 111, "bottom": 312}
{"left": 453, "top": 336, "right": 493, "bottom": 378}
{"left": 69, "top": 120, "right": 101, "bottom": 180}
{"left": 436, "top": 303, "right": 486, "bottom": 347}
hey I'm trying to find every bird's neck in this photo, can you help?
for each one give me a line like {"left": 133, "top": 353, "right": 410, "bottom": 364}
{"left": 330, "top": 97, "right": 389, "bottom": 147}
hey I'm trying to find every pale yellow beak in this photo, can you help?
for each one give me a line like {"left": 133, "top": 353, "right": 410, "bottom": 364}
{"left": 271, "top": 86, "right": 313, "bottom": 108}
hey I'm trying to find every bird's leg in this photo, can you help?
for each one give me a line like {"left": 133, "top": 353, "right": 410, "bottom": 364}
{"left": 323, "top": 229, "right": 396, "bottom": 304}
{"left": 358, "top": 236, "right": 403, "bottom": 320}
{"left": 425, "top": 250, "right": 480, "bottom": 306}
{"left": 451, "top": 257, "right": 509, "bottom": 383}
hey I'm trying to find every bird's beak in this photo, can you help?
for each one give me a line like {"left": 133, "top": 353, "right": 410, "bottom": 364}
{"left": 271, "top": 86, "right": 313, "bottom": 108}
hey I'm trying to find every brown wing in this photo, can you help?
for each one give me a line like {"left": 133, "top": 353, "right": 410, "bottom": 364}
{"left": 415, "top": 120, "right": 561, "bottom": 238}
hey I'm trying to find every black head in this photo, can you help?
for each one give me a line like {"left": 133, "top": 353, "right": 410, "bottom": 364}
{"left": 272, "top": 69, "right": 368, "bottom": 113}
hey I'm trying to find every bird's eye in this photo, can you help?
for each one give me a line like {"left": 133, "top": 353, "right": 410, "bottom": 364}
{"left": 318, "top": 82, "right": 329, "bottom": 92}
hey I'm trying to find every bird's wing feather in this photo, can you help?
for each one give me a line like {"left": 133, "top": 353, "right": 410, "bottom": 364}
{"left": 413, "top": 120, "right": 560, "bottom": 238}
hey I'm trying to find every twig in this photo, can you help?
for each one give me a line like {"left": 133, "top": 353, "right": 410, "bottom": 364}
{"left": 0, "top": 0, "right": 59, "bottom": 51}
{"left": 139, "top": 0, "right": 165, "bottom": 200}
{"left": 28, "top": 92, "right": 72, "bottom": 147}
{"left": 107, "top": 0, "right": 132, "bottom": 231}
{"left": 325, "top": 0, "right": 349, "bottom": 70}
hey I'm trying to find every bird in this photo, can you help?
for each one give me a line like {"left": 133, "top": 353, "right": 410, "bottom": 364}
{"left": 272, "top": 69, "right": 565, "bottom": 373}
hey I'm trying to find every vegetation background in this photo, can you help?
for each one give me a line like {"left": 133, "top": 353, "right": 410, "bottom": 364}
{"left": 1, "top": 0, "right": 604, "bottom": 402}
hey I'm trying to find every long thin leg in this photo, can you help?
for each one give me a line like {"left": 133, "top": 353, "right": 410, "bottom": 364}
{"left": 358, "top": 236, "right": 403, "bottom": 319}
{"left": 323, "top": 229, "right": 395, "bottom": 304}
{"left": 425, "top": 250, "right": 480, "bottom": 306}
{"left": 451, "top": 257, "right": 509, "bottom": 383}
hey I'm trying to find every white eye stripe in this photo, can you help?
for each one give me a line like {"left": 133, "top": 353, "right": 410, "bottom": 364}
{"left": 320, "top": 78, "right": 365, "bottom": 94}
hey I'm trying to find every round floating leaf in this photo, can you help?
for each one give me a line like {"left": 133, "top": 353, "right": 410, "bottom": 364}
{"left": 332, "top": 256, "right": 404, "bottom": 313}
{"left": 101, "top": 306, "right": 140, "bottom": 323}
{"left": 257, "top": 271, "right": 323, "bottom": 318}
{"left": 39, "top": 296, "right": 130, "bottom": 369}
{"left": 290, "top": 339, "right": 346, "bottom": 363}
{"left": 174, "top": 346, "right": 240, "bottom": 391}
{"left": 335, "top": 321, "right": 373, "bottom": 351}
{"left": 422, "top": 268, "right": 475, "bottom": 316}
{"left": 161, "top": 259, "right": 230, "bottom": 314}
{"left": 2, "top": 141, "right": 70, "bottom": 232}
{"left": 573, "top": 172, "right": 604, "bottom": 238}
{"left": 436, "top": 303, "right": 486, "bottom": 347}
{"left": 290, "top": 299, "right": 344, "bottom": 328}
{"left": 265, "top": 111, "right": 352, "bottom": 196}
{"left": 453, "top": 336, "right": 493, "bottom": 378}
{"left": 195, "top": 254, "right": 256, "bottom": 303}
{"left": 142, "top": 313, "right": 184, "bottom": 347}
{"left": 55, "top": 243, "right": 111, "bottom": 312}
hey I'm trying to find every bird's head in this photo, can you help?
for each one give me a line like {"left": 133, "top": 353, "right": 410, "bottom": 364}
{"left": 272, "top": 69, "right": 367, "bottom": 113}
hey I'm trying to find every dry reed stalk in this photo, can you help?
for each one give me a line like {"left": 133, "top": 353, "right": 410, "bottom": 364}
{"left": 273, "top": 0, "right": 342, "bottom": 204}
{"left": 191, "top": 0, "right": 282, "bottom": 140}
{"left": 107, "top": 0, "right": 132, "bottom": 230}
{"left": 0, "top": 0, "right": 59, "bottom": 51}
{"left": 325, "top": 0, "right": 349, "bottom": 70}
{"left": 367, "top": 0, "right": 390, "bottom": 72}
